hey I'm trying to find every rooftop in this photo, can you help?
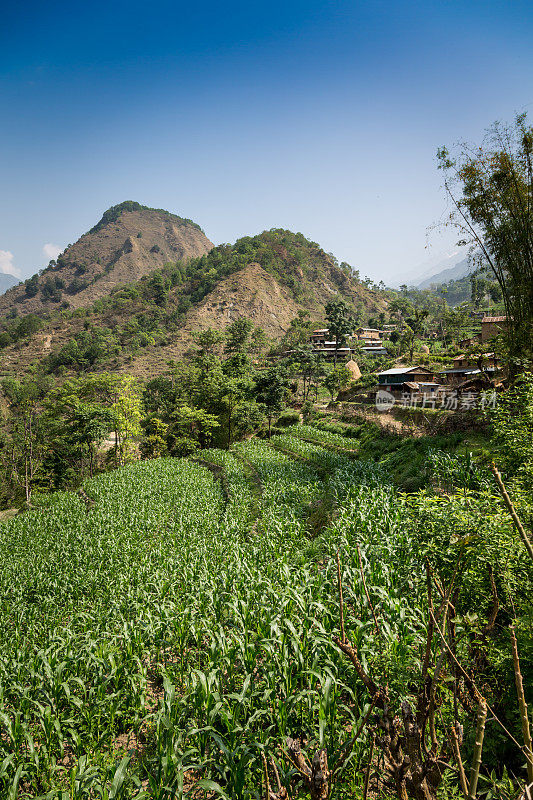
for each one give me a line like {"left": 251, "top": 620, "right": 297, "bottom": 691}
{"left": 378, "top": 366, "right": 431, "bottom": 376}
{"left": 481, "top": 316, "right": 507, "bottom": 323}
{"left": 438, "top": 367, "right": 494, "bottom": 375}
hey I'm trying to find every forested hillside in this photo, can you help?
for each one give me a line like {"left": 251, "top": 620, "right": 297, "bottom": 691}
{"left": 0, "top": 227, "right": 385, "bottom": 379}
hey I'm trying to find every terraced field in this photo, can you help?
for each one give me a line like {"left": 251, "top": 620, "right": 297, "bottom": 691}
{"left": 0, "top": 430, "right": 530, "bottom": 798}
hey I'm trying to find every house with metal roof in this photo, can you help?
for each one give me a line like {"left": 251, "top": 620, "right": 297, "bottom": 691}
{"left": 438, "top": 353, "right": 499, "bottom": 385}
{"left": 377, "top": 366, "right": 434, "bottom": 383}
{"left": 377, "top": 365, "right": 435, "bottom": 392}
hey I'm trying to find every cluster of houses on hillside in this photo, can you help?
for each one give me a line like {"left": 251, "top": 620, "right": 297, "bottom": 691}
{"left": 375, "top": 316, "right": 507, "bottom": 407}
{"left": 305, "top": 314, "right": 507, "bottom": 407}
{"left": 308, "top": 315, "right": 508, "bottom": 362}
{"left": 309, "top": 326, "right": 393, "bottom": 359}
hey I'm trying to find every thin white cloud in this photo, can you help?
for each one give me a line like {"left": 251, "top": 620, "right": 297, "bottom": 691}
{"left": 0, "top": 249, "right": 21, "bottom": 277}
{"left": 43, "top": 243, "right": 63, "bottom": 261}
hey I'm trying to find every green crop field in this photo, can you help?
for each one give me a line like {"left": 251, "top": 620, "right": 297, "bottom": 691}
{"left": 0, "top": 429, "right": 531, "bottom": 799}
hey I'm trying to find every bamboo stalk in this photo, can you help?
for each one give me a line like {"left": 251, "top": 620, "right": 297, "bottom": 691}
{"left": 510, "top": 625, "right": 533, "bottom": 784}
{"left": 450, "top": 724, "right": 469, "bottom": 798}
{"left": 468, "top": 699, "right": 487, "bottom": 800}
{"left": 429, "top": 608, "right": 524, "bottom": 751}
{"left": 490, "top": 462, "right": 533, "bottom": 562}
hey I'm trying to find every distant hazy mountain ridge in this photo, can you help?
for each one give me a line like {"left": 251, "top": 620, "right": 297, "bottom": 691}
{"left": 0, "top": 274, "right": 18, "bottom": 296}
{"left": 417, "top": 255, "right": 474, "bottom": 289}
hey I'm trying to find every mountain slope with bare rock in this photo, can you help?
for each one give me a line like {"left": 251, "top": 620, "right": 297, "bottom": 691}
{"left": 0, "top": 202, "right": 213, "bottom": 317}
{"left": 0, "top": 215, "right": 388, "bottom": 380}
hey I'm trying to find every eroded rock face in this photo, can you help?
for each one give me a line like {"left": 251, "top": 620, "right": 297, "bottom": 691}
{"left": 0, "top": 204, "right": 214, "bottom": 317}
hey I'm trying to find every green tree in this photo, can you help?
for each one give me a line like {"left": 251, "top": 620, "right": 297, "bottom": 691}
{"left": 192, "top": 328, "right": 225, "bottom": 357}
{"left": 405, "top": 307, "right": 429, "bottom": 336}
{"left": 224, "top": 318, "right": 254, "bottom": 355}
{"left": 400, "top": 325, "right": 416, "bottom": 362}
{"left": 292, "top": 345, "right": 321, "bottom": 400}
{"left": 281, "top": 310, "right": 315, "bottom": 351}
{"left": 166, "top": 406, "right": 219, "bottom": 456}
{"left": 45, "top": 381, "right": 115, "bottom": 479}
{"left": 249, "top": 326, "right": 269, "bottom": 356}
{"left": 47, "top": 327, "right": 119, "bottom": 372}
{"left": 139, "top": 415, "right": 169, "bottom": 459}
{"left": 109, "top": 375, "right": 143, "bottom": 466}
{"left": 442, "top": 308, "right": 469, "bottom": 345}
{"left": 489, "top": 282, "right": 503, "bottom": 304}
{"left": 490, "top": 372, "right": 533, "bottom": 487}
{"left": 325, "top": 300, "right": 353, "bottom": 364}
{"left": 143, "top": 377, "right": 178, "bottom": 416}
{"left": 148, "top": 271, "right": 169, "bottom": 307}
{"left": 438, "top": 113, "right": 533, "bottom": 358}
{"left": 323, "top": 364, "right": 351, "bottom": 401}
{"left": 254, "top": 366, "right": 290, "bottom": 437}
{"left": 0, "top": 378, "right": 51, "bottom": 503}
{"left": 219, "top": 375, "right": 253, "bottom": 448}
{"left": 24, "top": 274, "right": 39, "bottom": 298}
{"left": 14, "top": 314, "right": 44, "bottom": 340}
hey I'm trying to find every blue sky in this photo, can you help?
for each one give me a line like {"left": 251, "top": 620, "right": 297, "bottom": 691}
{"left": 1, "top": 0, "right": 533, "bottom": 284}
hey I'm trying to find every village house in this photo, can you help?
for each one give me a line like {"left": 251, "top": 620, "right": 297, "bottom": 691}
{"left": 310, "top": 328, "right": 329, "bottom": 345}
{"left": 481, "top": 315, "right": 508, "bottom": 342}
{"left": 377, "top": 366, "right": 439, "bottom": 398}
{"left": 312, "top": 343, "right": 353, "bottom": 359}
{"left": 438, "top": 353, "right": 499, "bottom": 386}
{"left": 361, "top": 345, "right": 389, "bottom": 355}
{"left": 309, "top": 326, "right": 388, "bottom": 358}
{"left": 356, "top": 326, "right": 382, "bottom": 343}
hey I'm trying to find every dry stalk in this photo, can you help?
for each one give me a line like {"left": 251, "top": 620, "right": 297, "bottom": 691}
{"left": 510, "top": 625, "right": 533, "bottom": 784}
{"left": 429, "top": 608, "right": 525, "bottom": 752}
{"left": 262, "top": 752, "right": 288, "bottom": 799}
{"left": 262, "top": 751, "right": 270, "bottom": 800}
{"left": 450, "top": 724, "right": 469, "bottom": 798}
{"left": 284, "top": 739, "right": 330, "bottom": 800}
{"left": 489, "top": 462, "right": 533, "bottom": 562}
{"left": 363, "top": 735, "right": 375, "bottom": 800}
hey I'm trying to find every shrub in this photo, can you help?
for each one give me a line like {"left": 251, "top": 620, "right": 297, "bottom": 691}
{"left": 66, "top": 277, "right": 90, "bottom": 295}
{"left": 276, "top": 410, "right": 300, "bottom": 427}
{"left": 15, "top": 314, "right": 43, "bottom": 339}
{"left": 24, "top": 275, "right": 40, "bottom": 298}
